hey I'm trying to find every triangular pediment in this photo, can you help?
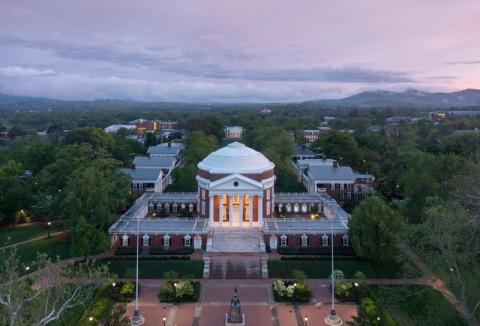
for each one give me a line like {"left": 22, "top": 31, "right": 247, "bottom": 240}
{"left": 210, "top": 173, "right": 263, "bottom": 191}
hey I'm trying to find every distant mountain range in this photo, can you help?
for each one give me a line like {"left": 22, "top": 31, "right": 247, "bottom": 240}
{"left": 308, "top": 89, "right": 480, "bottom": 108}
{"left": 1, "top": 89, "right": 480, "bottom": 109}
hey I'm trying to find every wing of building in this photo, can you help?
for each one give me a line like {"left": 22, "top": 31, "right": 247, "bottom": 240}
{"left": 110, "top": 142, "right": 355, "bottom": 253}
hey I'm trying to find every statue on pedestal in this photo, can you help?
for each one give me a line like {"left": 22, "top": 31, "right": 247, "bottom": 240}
{"left": 226, "top": 287, "right": 245, "bottom": 326}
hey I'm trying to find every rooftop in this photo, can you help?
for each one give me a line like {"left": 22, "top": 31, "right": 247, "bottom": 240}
{"left": 263, "top": 218, "right": 348, "bottom": 234}
{"left": 293, "top": 144, "right": 315, "bottom": 157}
{"left": 133, "top": 156, "right": 176, "bottom": 168}
{"left": 121, "top": 168, "right": 162, "bottom": 181}
{"left": 198, "top": 142, "right": 274, "bottom": 174}
{"left": 306, "top": 165, "right": 355, "bottom": 181}
{"left": 109, "top": 218, "right": 208, "bottom": 235}
{"left": 147, "top": 143, "right": 183, "bottom": 155}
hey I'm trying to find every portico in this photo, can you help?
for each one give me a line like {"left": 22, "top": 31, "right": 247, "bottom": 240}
{"left": 208, "top": 193, "right": 263, "bottom": 228}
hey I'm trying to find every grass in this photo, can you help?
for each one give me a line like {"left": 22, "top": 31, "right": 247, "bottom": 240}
{"left": 268, "top": 259, "right": 411, "bottom": 279}
{"left": 0, "top": 223, "right": 63, "bottom": 246}
{"left": 371, "top": 285, "right": 467, "bottom": 326}
{"left": 98, "top": 258, "right": 204, "bottom": 279}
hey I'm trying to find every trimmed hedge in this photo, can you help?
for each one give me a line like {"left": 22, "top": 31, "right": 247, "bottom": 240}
{"left": 277, "top": 246, "right": 356, "bottom": 256}
{"left": 108, "top": 256, "right": 190, "bottom": 261}
{"left": 114, "top": 247, "right": 194, "bottom": 256}
{"left": 281, "top": 256, "right": 366, "bottom": 261}
{"left": 99, "top": 259, "right": 204, "bottom": 279}
{"left": 268, "top": 259, "right": 400, "bottom": 278}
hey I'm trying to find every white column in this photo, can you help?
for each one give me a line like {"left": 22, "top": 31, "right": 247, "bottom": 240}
{"left": 258, "top": 194, "right": 263, "bottom": 228}
{"left": 218, "top": 195, "right": 223, "bottom": 228}
{"left": 248, "top": 195, "right": 253, "bottom": 228}
{"left": 229, "top": 194, "right": 233, "bottom": 226}
{"left": 239, "top": 195, "right": 244, "bottom": 228}
{"left": 209, "top": 195, "right": 213, "bottom": 227}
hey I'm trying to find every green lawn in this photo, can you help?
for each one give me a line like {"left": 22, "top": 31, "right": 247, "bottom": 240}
{"left": 268, "top": 259, "right": 414, "bottom": 279}
{"left": 0, "top": 223, "right": 63, "bottom": 246}
{"left": 9, "top": 236, "right": 73, "bottom": 267}
{"left": 99, "top": 258, "right": 204, "bottom": 279}
{"left": 371, "top": 285, "right": 467, "bottom": 326}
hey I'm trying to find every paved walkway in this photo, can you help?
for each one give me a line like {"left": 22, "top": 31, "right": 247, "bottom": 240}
{"left": 126, "top": 279, "right": 357, "bottom": 326}
{"left": 0, "top": 230, "right": 69, "bottom": 250}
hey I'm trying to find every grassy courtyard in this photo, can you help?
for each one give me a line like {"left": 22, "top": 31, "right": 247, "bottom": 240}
{"left": 0, "top": 223, "right": 63, "bottom": 246}
{"left": 268, "top": 258, "right": 419, "bottom": 279}
{"left": 371, "top": 285, "right": 467, "bottom": 325}
{"left": 98, "top": 258, "right": 204, "bottom": 279}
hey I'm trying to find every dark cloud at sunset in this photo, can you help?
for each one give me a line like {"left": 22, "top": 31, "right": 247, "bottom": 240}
{"left": 0, "top": 0, "right": 479, "bottom": 102}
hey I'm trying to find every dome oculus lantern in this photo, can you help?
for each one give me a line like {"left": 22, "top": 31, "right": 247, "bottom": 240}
{"left": 197, "top": 142, "right": 275, "bottom": 174}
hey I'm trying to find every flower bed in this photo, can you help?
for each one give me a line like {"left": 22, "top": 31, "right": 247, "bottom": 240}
{"left": 272, "top": 279, "right": 311, "bottom": 303}
{"left": 158, "top": 280, "right": 201, "bottom": 303}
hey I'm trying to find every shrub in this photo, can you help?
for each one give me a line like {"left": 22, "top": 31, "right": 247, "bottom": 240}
{"left": 149, "top": 247, "right": 194, "bottom": 255}
{"left": 277, "top": 246, "right": 356, "bottom": 256}
{"left": 78, "top": 297, "right": 112, "bottom": 325}
{"left": 272, "top": 279, "right": 311, "bottom": 303}
{"left": 101, "top": 259, "right": 203, "bottom": 279}
{"left": 158, "top": 280, "right": 201, "bottom": 302}
{"left": 120, "top": 281, "right": 135, "bottom": 297}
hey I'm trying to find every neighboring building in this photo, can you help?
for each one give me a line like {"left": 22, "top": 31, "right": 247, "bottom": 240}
{"left": 261, "top": 108, "right": 272, "bottom": 114}
{"left": 104, "top": 125, "right": 137, "bottom": 133}
{"left": 295, "top": 158, "right": 374, "bottom": 200}
{"left": 292, "top": 144, "right": 317, "bottom": 161}
{"left": 133, "top": 156, "right": 177, "bottom": 186}
{"left": 109, "top": 142, "right": 351, "bottom": 253}
{"left": 224, "top": 126, "right": 244, "bottom": 139}
{"left": 130, "top": 119, "right": 178, "bottom": 133}
{"left": 121, "top": 168, "right": 163, "bottom": 192}
{"left": 147, "top": 142, "right": 183, "bottom": 159}
{"left": 385, "top": 116, "right": 424, "bottom": 126}
{"left": 298, "top": 127, "right": 331, "bottom": 142}
{"left": 430, "top": 111, "right": 480, "bottom": 121}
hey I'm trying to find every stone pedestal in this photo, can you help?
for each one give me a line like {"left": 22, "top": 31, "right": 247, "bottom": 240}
{"left": 324, "top": 309, "right": 343, "bottom": 326}
{"left": 131, "top": 309, "right": 145, "bottom": 326}
{"left": 225, "top": 314, "right": 245, "bottom": 326}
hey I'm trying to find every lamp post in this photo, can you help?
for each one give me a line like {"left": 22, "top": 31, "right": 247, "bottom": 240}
{"left": 131, "top": 217, "right": 144, "bottom": 326}
{"left": 354, "top": 282, "right": 359, "bottom": 305}
{"left": 47, "top": 221, "right": 51, "bottom": 238}
{"left": 163, "top": 316, "right": 166, "bottom": 326}
{"left": 112, "top": 282, "right": 116, "bottom": 301}
{"left": 324, "top": 217, "right": 343, "bottom": 326}
{"left": 304, "top": 316, "right": 308, "bottom": 326}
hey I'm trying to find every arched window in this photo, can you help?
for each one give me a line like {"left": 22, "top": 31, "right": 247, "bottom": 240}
{"left": 280, "top": 235, "right": 288, "bottom": 247}
{"left": 157, "top": 203, "right": 162, "bottom": 211}
{"left": 165, "top": 203, "right": 170, "bottom": 212}
{"left": 322, "top": 234, "right": 329, "bottom": 247}
{"left": 293, "top": 204, "right": 299, "bottom": 213}
{"left": 301, "top": 204, "right": 308, "bottom": 213}
{"left": 163, "top": 234, "right": 171, "bottom": 247}
{"left": 142, "top": 234, "right": 150, "bottom": 247}
{"left": 189, "top": 204, "right": 194, "bottom": 212}
{"left": 184, "top": 235, "right": 192, "bottom": 247}
{"left": 286, "top": 204, "right": 292, "bottom": 212}
{"left": 173, "top": 204, "right": 178, "bottom": 212}
{"left": 301, "top": 234, "right": 309, "bottom": 247}
{"left": 181, "top": 204, "right": 186, "bottom": 210}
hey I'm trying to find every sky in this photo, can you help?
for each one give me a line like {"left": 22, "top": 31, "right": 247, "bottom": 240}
{"left": 0, "top": 0, "right": 479, "bottom": 103}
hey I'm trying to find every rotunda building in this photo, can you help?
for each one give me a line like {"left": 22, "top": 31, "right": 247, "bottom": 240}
{"left": 196, "top": 142, "right": 275, "bottom": 228}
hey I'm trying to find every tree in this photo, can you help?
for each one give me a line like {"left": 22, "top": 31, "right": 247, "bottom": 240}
{"left": 64, "top": 128, "right": 115, "bottom": 154}
{"left": 349, "top": 196, "right": 400, "bottom": 263}
{"left": 61, "top": 159, "right": 129, "bottom": 228}
{"left": 70, "top": 216, "right": 110, "bottom": 258}
{"left": 408, "top": 200, "right": 480, "bottom": 324}
{"left": 0, "top": 161, "right": 31, "bottom": 225}
{"left": 183, "top": 131, "right": 219, "bottom": 165}
{"left": 312, "top": 130, "right": 362, "bottom": 167}
{"left": 144, "top": 132, "right": 158, "bottom": 149}
{"left": 0, "top": 249, "right": 109, "bottom": 326}
{"left": 185, "top": 114, "right": 224, "bottom": 141}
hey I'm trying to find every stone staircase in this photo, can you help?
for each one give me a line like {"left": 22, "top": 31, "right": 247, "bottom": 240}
{"left": 207, "top": 228, "right": 264, "bottom": 253}
{"left": 208, "top": 255, "right": 263, "bottom": 279}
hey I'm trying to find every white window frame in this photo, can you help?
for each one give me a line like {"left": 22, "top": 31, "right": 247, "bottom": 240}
{"left": 163, "top": 234, "right": 171, "bottom": 247}
{"left": 301, "top": 234, "right": 308, "bottom": 247}
{"left": 184, "top": 235, "right": 191, "bottom": 247}
{"left": 142, "top": 234, "right": 150, "bottom": 247}
{"left": 201, "top": 201, "right": 205, "bottom": 215}
{"left": 342, "top": 234, "right": 349, "bottom": 247}
{"left": 189, "top": 204, "right": 194, "bottom": 212}
{"left": 122, "top": 235, "right": 129, "bottom": 247}
{"left": 301, "top": 204, "right": 308, "bottom": 213}
{"left": 293, "top": 204, "right": 299, "bottom": 213}
{"left": 322, "top": 234, "right": 329, "bottom": 247}
{"left": 280, "top": 235, "right": 288, "bottom": 247}
{"left": 266, "top": 200, "right": 271, "bottom": 215}
{"left": 173, "top": 204, "right": 178, "bottom": 212}
{"left": 201, "top": 189, "right": 206, "bottom": 200}
{"left": 286, "top": 204, "right": 292, "bottom": 212}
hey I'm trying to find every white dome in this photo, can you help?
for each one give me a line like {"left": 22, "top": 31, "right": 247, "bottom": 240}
{"left": 198, "top": 142, "right": 275, "bottom": 174}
